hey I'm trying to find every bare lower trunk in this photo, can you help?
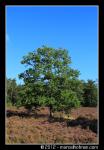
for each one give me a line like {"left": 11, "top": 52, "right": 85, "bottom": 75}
{"left": 27, "top": 107, "right": 32, "bottom": 114}
{"left": 49, "top": 105, "right": 53, "bottom": 118}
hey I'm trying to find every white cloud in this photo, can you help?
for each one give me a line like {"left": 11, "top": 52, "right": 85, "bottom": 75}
{"left": 6, "top": 33, "right": 10, "bottom": 42}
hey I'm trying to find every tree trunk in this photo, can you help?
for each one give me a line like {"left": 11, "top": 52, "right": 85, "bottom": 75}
{"left": 49, "top": 105, "right": 53, "bottom": 118}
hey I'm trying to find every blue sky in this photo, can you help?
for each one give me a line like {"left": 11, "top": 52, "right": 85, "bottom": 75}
{"left": 6, "top": 6, "right": 98, "bottom": 84}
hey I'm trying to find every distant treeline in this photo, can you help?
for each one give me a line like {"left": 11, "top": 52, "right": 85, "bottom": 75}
{"left": 6, "top": 46, "right": 98, "bottom": 117}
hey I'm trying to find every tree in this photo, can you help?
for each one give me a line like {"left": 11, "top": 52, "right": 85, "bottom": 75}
{"left": 6, "top": 78, "right": 18, "bottom": 105}
{"left": 18, "top": 46, "right": 81, "bottom": 117}
{"left": 66, "top": 79, "right": 84, "bottom": 106}
{"left": 82, "top": 79, "right": 98, "bottom": 107}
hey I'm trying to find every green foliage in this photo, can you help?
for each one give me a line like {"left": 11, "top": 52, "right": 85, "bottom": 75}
{"left": 18, "top": 46, "right": 81, "bottom": 116}
{"left": 82, "top": 80, "right": 98, "bottom": 107}
{"left": 6, "top": 78, "right": 18, "bottom": 106}
{"left": 6, "top": 101, "right": 13, "bottom": 107}
{"left": 16, "top": 84, "right": 40, "bottom": 109}
{"left": 61, "top": 90, "right": 80, "bottom": 111}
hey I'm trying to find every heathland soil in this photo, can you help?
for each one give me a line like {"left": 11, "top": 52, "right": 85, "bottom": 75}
{"left": 6, "top": 106, "right": 98, "bottom": 144}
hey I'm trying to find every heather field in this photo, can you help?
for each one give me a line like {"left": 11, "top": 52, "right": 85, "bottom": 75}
{"left": 6, "top": 107, "right": 98, "bottom": 144}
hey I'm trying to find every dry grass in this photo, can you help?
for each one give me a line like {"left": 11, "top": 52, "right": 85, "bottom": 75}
{"left": 6, "top": 106, "right": 98, "bottom": 144}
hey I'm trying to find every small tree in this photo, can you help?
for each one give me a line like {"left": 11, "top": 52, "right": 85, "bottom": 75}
{"left": 19, "top": 46, "right": 81, "bottom": 117}
{"left": 6, "top": 78, "right": 18, "bottom": 106}
{"left": 82, "top": 79, "right": 98, "bottom": 107}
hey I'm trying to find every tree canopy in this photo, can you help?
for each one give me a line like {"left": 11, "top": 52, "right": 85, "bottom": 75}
{"left": 18, "top": 46, "right": 81, "bottom": 116}
{"left": 6, "top": 46, "right": 98, "bottom": 117}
